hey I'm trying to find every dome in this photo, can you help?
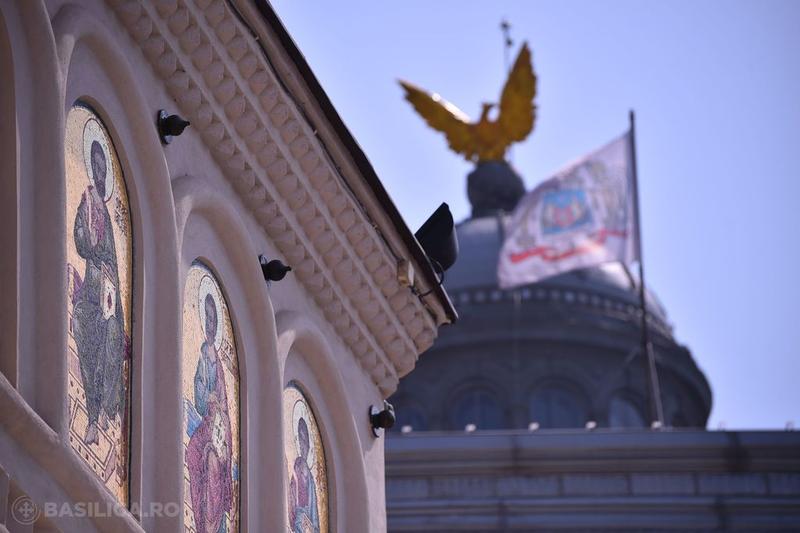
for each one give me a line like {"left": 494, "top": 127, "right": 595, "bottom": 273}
{"left": 390, "top": 162, "right": 711, "bottom": 432}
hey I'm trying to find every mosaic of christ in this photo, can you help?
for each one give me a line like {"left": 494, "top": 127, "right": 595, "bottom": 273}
{"left": 65, "top": 104, "right": 132, "bottom": 504}
{"left": 283, "top": 384, "right": 328, "bottom": 533}
{"left": 182, "top": 263, "right": 240, "bottom": 533}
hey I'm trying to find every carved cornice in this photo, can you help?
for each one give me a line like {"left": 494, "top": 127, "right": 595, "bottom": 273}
{"left": 107, "top": 0, "right": 439, "bottom": 394}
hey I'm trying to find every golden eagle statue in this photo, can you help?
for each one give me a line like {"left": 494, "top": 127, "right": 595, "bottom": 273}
{"left": 399, "top": 43, "right": 537, "bottom": 163}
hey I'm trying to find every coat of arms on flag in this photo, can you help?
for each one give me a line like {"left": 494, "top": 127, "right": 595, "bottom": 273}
{"left": 498, "top": 132, "right": 639, "bottom": 288}
{"left": 541, "top": 189, "right": 593, "bottom": 235}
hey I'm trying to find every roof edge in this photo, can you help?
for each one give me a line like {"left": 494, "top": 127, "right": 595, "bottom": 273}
{"left": 249, "top": 0, "right": 456, "bottom": 324}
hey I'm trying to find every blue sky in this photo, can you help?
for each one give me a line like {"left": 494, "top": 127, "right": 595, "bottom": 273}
{"left": 270, "top": 0, "right": 800, "bottom": 429}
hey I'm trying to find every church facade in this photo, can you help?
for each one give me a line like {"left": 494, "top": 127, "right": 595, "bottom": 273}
{"left": 0, "top": 1, "right": 454, "bottom": 531}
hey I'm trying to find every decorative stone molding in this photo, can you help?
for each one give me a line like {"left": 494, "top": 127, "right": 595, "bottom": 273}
{"left": 107, "top": 0, "right": 447, "bottom": 395}
{"left": 386, "top": 430, "right": 800, "bottom": 475}
{"left": 385, "top": 430, "right": 800, "bottom": 530}
{"left": 449, "top": 285, "right": 673, "bottom": 339}
{"left": 0, "top": 372, "right": 141, "bottom": 532}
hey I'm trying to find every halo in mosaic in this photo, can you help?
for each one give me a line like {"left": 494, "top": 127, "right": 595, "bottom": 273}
{"left": 182, "top": 262, "right": 240, "bottom": 533}
{"left": 283, "top": 383, "right": 329, "bottom": 533}
{"left": 65, "top": 103, "right": 132, "bottom": 505}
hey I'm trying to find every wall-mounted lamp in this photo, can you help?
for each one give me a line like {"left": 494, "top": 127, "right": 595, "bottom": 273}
{"left": 370, "top": 400, "right": 396, "bottom": 438}
{"left": 414, "top": 203, "right": 458, "bottom": 297}
{"left": 157, "top": 110, "right": 190, "bottom": 144}
{"left": 259, "top": 254, "right": 292, "bottom": 282}
{"left": 415, "top": 202, "right": 458, "bottom": 272}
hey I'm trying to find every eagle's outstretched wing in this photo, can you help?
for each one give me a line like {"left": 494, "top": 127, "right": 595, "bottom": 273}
{"left": 498, "top": 42, "right": 537, "bottom": 143}
{"left": 399, "top": 80, "right": 476, "bottom": 159}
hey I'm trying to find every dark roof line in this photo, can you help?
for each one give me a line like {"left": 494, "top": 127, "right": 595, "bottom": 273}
{"left": 252, "top": 1, "right": 456, "bottom": 323}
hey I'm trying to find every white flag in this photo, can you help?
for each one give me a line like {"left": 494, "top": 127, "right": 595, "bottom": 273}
{"left": 498, "top": 132, "right": 639, "bottom": 288}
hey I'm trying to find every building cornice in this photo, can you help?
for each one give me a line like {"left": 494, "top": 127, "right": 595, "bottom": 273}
{"left": 386, "top": 430, "right": 800, "bottom": 475}
{"left": 107, "top": 0, "right": 452, "bottom": 395}
{"left": 385, "top": 430, "right": 800, "bottom": 530}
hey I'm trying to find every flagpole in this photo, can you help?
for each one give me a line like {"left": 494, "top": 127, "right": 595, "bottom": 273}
{"left": 629, "top": 110, "right": 665, "bottom": 428}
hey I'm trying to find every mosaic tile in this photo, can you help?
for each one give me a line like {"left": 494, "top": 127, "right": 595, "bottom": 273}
{"left": 65, "top": 104, "right": 132, "bottom": 505}
{"left": 182, "top": 262, "right": 240, "bottom": 533}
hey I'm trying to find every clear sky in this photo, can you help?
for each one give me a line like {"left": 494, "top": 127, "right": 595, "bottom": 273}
{"left": 270, "top": 0, "right": 800, "bottom": 429}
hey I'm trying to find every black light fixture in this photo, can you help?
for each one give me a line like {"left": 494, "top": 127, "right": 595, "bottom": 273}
{"left": 370, "top": 400, "right": 396, "bottom": 437}
{"left": 157, "top": 110, "right": 190, "bottom": 144}
{"left": 259, "top": 254, "right": 292, "bottom": 282}
{"left": 415, "top": 202, "right": 459, "bottom": 273}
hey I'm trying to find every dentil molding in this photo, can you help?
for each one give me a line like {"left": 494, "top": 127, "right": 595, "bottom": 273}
{"left": 106, "top": 0, "right": 443, "bottom": 395}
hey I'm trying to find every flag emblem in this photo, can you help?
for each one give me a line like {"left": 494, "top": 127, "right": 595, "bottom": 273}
{"left": 541, "top": 189, "right": 593, "bottom": 235}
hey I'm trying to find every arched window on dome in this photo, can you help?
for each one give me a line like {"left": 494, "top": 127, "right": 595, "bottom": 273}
{"left": 529, "top": 383, "right": 588, "bottom": 429}
{"left": 450, "top": 386, "right": 504, "bottom": 430}
{"left": 661, "top": 391, "right": 690, "bottom": 427}
{"left": 393, "top": 404, "right": 428, "bottom": 432}
{"left": 608, "top": 393, "right": 646, "bottom": 428}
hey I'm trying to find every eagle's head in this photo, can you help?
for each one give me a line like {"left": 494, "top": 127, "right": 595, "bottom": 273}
{"left": 479, "top": 102, "right": 495, "bottom": 122}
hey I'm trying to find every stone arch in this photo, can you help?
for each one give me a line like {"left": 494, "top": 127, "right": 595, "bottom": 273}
{"left": 605, "top": 389, "right": 647, "bottom": 428}
{"left": 174, "top": 174, "right": 283, "bottom": 533}
{"left": 2, "top": 0, "right": 65, "bottom": 430}
{"left": 181, "top": 260, "right": 242, "bottom": 533}
{"left": 63, "top": 101, "right": 135, "bottom": 505}
{"left": 654, "top": 365, "right": 709, "bottom": 428}
{"left": 528, "top": 377, "right": 591, "bottom": 429}
{"left": 445, "top": 378, "right": 506, "bottom": 430}
{"left": 0, "top": 4, "right": 17, "bottom": 385}
{"left": 277, "top": 310, "right": 371, "bottom": 533}
{"left": 389, "top": 393, "right": 429, "bottom": 432}
{"left": 52, "top": 4, "right": 183, "bottom": 521}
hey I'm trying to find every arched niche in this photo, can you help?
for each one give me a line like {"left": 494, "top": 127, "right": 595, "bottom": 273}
{"left": 43, "top": 4, "right": 188, "bottom": 520}
{"left": 389, "top": 394, "right": 428, "bottom": 432}
{"left": 174, "top": 174, "right": 283, "bottom": 533}
{"left": 0, "top": 0, "right": 64, "bottom": 425}
{"left": 0, "top": 3, "right": 180, "bottom": 530}
{"left": 181, "top": 260, "right": 242, "bottom": 533}
{"left": 528, "top": 379, "right": 591, "bottom": 429}
{"left": 657, "top": 368, "right": 708, "bottom": 428}
{"left": 607, "top": 390, "right": 647, "bottom": 428}
{"left": 446, "top": 379, "right": 506, "bottom": 430}
{"left": 277, "top": 311, "right": 371, "bottom": 533}
{"left": 63, "top": 101, "right": 134, "bottom": 506}
{"left": 283, "top": 381, "right": 329, "bottom": 533}
{"left": 53, "top": 4, "right": 182, "bottom": 520}
{"left": 0, "top": 4, "right": 17, "bottom": 385}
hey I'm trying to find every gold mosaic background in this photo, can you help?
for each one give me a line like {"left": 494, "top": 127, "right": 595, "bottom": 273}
{"left": 182, "top": 262, "right": 240, "bottom": 533}
{"left": 283, "top": 384, "right": 329, "bottom": 533}
{"left": 65, "top": 104, "right": 132, "bottom": 505}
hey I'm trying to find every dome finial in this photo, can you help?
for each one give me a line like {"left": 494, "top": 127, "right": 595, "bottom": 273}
{"left": 467, "top": 160, "right": 525, "bottom": 218}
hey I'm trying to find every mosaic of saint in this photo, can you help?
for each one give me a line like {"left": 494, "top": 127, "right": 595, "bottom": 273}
{"left": 283, "top": 384, "right": 328, "bottom": 533}
{"left": 65, "top": 104, "right": 132, "bottom": 504}
{"left": 182, "top": 263, "right": 240, "bottom": 533}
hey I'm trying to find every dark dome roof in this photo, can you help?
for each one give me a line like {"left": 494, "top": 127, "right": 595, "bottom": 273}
{"left": 390, "top": 162, "right": 711, "bottom": 432}
{"left": 446, "top": 215, "right": 670, "bottom": 326}
{"left": 467, "top": 161, "right": 526, "bottom": 218}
